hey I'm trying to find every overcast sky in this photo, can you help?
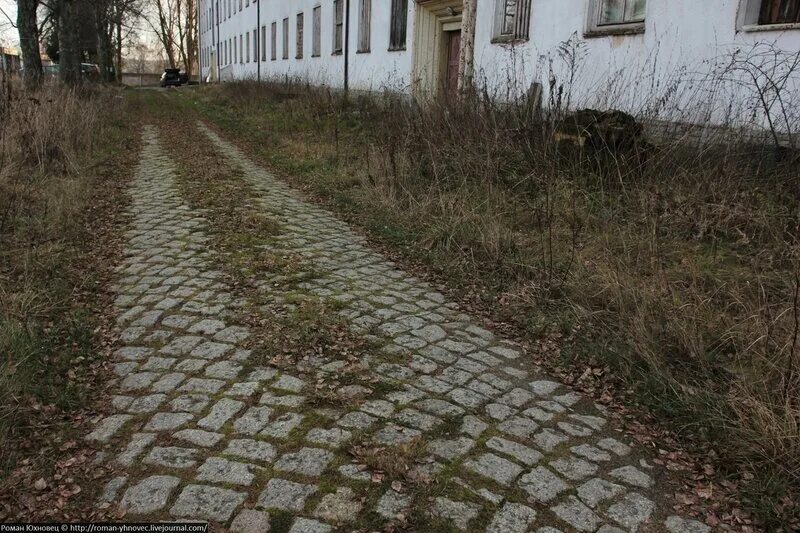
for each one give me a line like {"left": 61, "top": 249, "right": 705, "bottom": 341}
{"left": 0, "top": 0, "right": 18, "bottom": 47}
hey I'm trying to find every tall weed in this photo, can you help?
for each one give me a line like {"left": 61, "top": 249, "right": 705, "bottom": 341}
{"left": 192, "top": 58, "right": 800, "bottom": 524}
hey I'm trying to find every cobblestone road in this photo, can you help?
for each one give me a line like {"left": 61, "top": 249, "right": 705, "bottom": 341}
{"left": 87, "top": 124, "right": 711, "bottom": 532}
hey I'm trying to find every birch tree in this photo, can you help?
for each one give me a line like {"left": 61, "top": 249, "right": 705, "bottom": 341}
{"left": 458, "top": 0, "right": 476, "bottom": 96}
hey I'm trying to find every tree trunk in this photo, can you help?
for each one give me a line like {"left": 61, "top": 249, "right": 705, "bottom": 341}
{"left": 184, "top": 0, "right": 196, "bottom": 79}
{"left": 59, "top": 0, "right": 82, "bottom": 85}
{"left": 95, "top": 2, "right": 114, "bottom": 82}
{"left": 458, "top": 0, "right": 477, "bottom": 97}
{"left": 155, "top": 0, "right": 178, "bottom": 68}
{"left": 99, "top": 28, "right": 115, "bottom": 82}
{"left": 176, "top": 0, "right": 187, "bottom": 74}
{"left": 17, "top": 0, "right": 42, "bottom": 89}
{"left": 116, "top": 13, "right": 123, "bottom": 82}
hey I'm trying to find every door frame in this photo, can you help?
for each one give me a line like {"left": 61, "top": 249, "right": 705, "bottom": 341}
{"left": 411, "top": 0, "right": 464, "bottom": 100}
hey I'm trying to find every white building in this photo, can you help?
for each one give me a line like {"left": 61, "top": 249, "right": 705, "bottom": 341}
{"left": 197, "top": 1, "right": 800, "bottom": 128}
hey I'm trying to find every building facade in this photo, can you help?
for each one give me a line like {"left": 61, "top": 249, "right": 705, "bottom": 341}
{"left": 196, "top": 1, "right": 800, "bottom": 127}
{"left": 0, "top": 47, "right": 21, "bottom": 75}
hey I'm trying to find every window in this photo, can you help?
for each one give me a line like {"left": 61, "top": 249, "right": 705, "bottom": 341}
{"left": 283, "top": 17, "right": 290, "bottom": 59}
{"left": 738, "top": 0, "right": 800, "bottom": 29}
{"left": 271, "top": 22, "right": 277, "bottom": 60}
{"left": 493, "top": 0, "right": 532, "bottom": 41}
{"left": 253, "top": 29, "right": 257, "bottom": 61}
{"left": 759, "top": 0, "right": 800, "bottom": 24}
{"left": 312, "top": 6, "right": 322, "bottom": 57}
{"left": 358, "top": 0, "right": 371, "bottom": 52}
{"left": 233, "top": 37, "right": 237, "bottom": 63}
{"left": 297, "top": 13, "right": 305, "bottom": 59}
{"left": 389, "top": 0, "right": 408, "bottom": 51}
{"left": 239, "top": 0, "right": 242, "bottom": 11}
{"left": 246, "top": 32, "right": 250, "bottom": 62}
{"left": 598, "top": 0, "right": 646, "bottom": 25}
{"left": 239, "top": 34, "right": 243, "bottom": 63}
{"left": 261, "top": 25, "right": 267, "bottom": 61}
{"left": 333, "top": 0, "right": 344, "bottom": 54}
{"left": 586, "top": 0, "right": 646, "bottom": 35}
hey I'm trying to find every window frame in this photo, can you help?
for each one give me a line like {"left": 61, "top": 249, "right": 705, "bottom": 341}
{"left": 389, "top": 0, "right": 408, "bottom": 51}
{"left": 283, "top": 17, "right": 290, "bottom": 60}
{"left": 312, "top": 5, "right": 322, "bottom": 57}
{"left": 333, "top": 0, "right": 344, "bottom": 55}
{"left": 492, "top": 0, "right": 532, "bottom": 43}
{"left": 738, "top": 0, "right": 800, "bottom": 31}
{"left": 261, "top": 25, "right": 267, "bottom": 61}
{"left": 358, "top": 0, "right": 372, "bottom": 53}
{"left": 297, "top": 12, "right": 305, "bottom": 59}
{"left": 584, "top": 0, "right": 646, "bottom": 37}
{"left": 271, "top": 22, "right": 277, "bottom": 61}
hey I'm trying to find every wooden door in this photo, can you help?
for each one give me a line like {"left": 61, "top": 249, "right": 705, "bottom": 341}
{"left": 445, "top": 30, "right": 461, "bottom": 99}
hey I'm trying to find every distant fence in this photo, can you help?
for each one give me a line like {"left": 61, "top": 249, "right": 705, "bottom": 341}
{"left": 122, "top": 72, "right": 162, "bottom": 87}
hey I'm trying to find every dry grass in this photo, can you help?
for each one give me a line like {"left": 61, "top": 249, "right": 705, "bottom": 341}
{"left": 0, "top": 74, "right": 128, "bottom": 474}
{"left": 174, "top": 73, "right": 800, "bottom": 527}
{"left": 349, "top": 438, "right": 425, "bottom": 481}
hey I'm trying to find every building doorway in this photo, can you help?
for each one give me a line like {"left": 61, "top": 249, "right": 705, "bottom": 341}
{"left": 411, "top": 1, "right": 465, "bottom": 99}
{"left": 209, "top": 50, "right": 218, "bottom": 82}
{"left": 445, "top": 30, "right": 461, "bottom": 100}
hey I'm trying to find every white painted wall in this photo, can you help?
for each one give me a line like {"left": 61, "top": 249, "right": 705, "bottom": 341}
{"left": 198, "top": 0, "right": 414, "bottom": 91}
{"left": 198, "top": 0, "right": 800, "bottom": 129}
{"left": 474, "top": 0, "right": 800, "bottom": 128}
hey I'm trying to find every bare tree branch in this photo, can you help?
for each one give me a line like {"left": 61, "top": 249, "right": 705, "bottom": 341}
{"left": 0, "top": 6, "right": 17, "bottom": 28}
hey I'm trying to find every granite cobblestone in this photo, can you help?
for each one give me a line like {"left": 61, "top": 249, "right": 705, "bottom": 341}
{"left": 85, "top": 125, "right": 709, "bottom": 532}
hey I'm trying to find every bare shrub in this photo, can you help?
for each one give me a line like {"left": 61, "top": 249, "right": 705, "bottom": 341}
{"left": 0, "top": 83, "right": 116, "bottom": 472}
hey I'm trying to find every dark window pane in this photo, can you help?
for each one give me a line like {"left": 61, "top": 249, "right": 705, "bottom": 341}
{"left": 390, "top": 0, "right": 408, "bottom": 50}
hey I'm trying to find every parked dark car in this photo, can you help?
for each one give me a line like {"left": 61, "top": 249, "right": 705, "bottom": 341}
{"left": 81, "top": 63, "right": 101, "bottom": 81}
{"left": 161, "top": 68, "right": 184, "bottom": 87}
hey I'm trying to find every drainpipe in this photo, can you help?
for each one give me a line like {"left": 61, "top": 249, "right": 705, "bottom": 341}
{"left": 198, "top": 2, "right": 202, "bottom": 84}
{"left": 215, "top": 0, "right": 221, "bottom": 82}
{"left": 344, "top": 0, "right": 350, "bottom": 93}
{"left": 257, "top": 0, "right": 261, "bottom": 82}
